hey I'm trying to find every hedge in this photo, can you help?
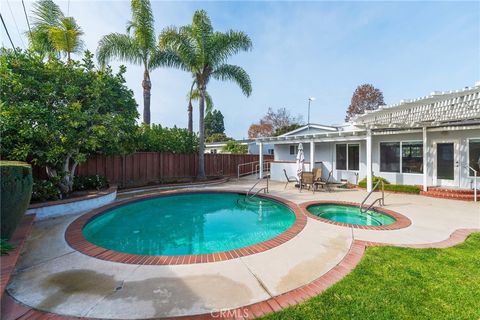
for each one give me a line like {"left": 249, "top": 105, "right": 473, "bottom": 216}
{"left": 1, "top": 161, "right": 33, "bottom": 239}
{"left": 358, "top": 176, "right": 420, "bottom": 194}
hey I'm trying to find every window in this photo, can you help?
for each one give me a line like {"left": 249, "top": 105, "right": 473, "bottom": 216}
{"left": 336, "top": 144, "right": 347, "bottom": 170}
{"left": 380, "top": 142, "right": 400, "bottom": 172}
{"left": 469, "top": 139, "right": 480, "bottom": 176}
{"left": 289, "top": 145, "right": 298, "bottom": 155}
{"left": 348, "top": 144, "right": 360, "bottom": 171}
{"left": 336, "top": 143, "right": 359, "bottom": 171}
{"left": 402, "top": 142, "right": 423, "bottom": 173}
{"left": 268, "top": 149, "right": 274, "bottom": 155}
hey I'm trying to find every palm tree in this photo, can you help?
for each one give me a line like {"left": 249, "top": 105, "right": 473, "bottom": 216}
{"left": 159, "top": 10, "right": 252, "bottom": 179}
{"left": 97, "top": 0, "right": 166, "bottom": 124}
{"left": 186, "top": 79, "right": 213, "bottom": 133}
{"left": 28, "top": 0, "right": 83, "bottom": 62}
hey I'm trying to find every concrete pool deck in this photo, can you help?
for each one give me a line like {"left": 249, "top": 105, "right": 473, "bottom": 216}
{"left": 4, "top": 180, "right": 480, "bottom": 319}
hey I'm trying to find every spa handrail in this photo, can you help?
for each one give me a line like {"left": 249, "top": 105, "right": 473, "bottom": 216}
{"left": 360, "top": 179, "right": 385, "bottom": 214}
{"left": 464, "top": 164, "right": 478, "bottom": 202}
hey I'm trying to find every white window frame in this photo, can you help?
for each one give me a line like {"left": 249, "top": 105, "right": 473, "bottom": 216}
{"left": 467, "top": 137, "right": 480, "bottom": 177}
{"left": 379, "top": 140, "right": 424, "bottom": 175}
{"left": 289, "top": 145, "right": 298, "bottom": 155}
{"left": 335, "top": 143, "right": 360, "bottom": 172}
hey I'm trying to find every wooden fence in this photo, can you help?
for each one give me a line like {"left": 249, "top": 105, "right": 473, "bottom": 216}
{"left": 33, "top": 152, "right": 273, "bottom": 188}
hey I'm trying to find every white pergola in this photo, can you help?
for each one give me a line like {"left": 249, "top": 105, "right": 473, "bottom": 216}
{"left": 257, "top": 84, "right": 480, "bottom": 192}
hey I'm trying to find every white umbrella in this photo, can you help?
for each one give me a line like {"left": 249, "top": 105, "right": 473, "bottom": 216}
{"left": 296, "top": 143, "right": 304, "bottom": 182}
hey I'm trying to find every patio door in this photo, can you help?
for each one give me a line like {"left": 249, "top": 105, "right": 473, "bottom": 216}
{"left": 434, "top": 141, "right": 459, "bottom": 187}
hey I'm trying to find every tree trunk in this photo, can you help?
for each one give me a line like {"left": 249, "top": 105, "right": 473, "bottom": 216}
{"left": 197, "top": 85, "right": 206, "bottom": 179}
{"left": 142, "top": 67, "right": 151, "bottom": 125}
{"left": 187, "top": 99, "right": 193, "bottom": 133}
{"left": 45, "top": 156, "right": 79, "bottom": 195}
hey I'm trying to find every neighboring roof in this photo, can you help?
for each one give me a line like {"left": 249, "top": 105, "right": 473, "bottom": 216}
{"left": 353, "top": 83, "right": 480, "bottom": 129}
{"left": 279, "top": 124, "right": 338, "bottom": 137}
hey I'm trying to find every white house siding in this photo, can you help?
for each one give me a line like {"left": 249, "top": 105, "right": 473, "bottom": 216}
{"left": 269, "top": 128, "right": 480, "bottom": 189}
{"left": 372, "top": 129, "right": 480, "bottom": 189}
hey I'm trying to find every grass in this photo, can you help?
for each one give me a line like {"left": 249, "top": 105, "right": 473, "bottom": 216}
{"left": 0, "top": 239, "right": 15, "bottom": 255}
{"left": 263, "top": 233, "right": 480, "bottom": 320}
{"left": 358, "top": 176, "right": 420, "bottom": 194}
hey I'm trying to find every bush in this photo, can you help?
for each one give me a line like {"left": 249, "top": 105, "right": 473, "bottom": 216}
{"left": 0, "top": 161, "right": 33, "bottom": 240}
{"left": 0, "top": 239, "right": 15, "bottom": 255}
{"left": 358, "top": 175, "right": 420, "bottom": 194}
{"left": 73, "top": 175, "right": 109, "bottom": 191}
{"left": 358, "top": 175, "right": 390, "bottom": 188}
{"left": 223, "top": 140, "right": 248, "bottom": 154}
{"left": 136, "top": 124, "right": 198, "bottom": 153}
{"left": 31, "top": 179, "right": 61, "bottom": 202}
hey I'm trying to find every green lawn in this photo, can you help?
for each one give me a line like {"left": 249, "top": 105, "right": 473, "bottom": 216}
{"left": 263, "top": 233, "right": 480, "bottom": 320}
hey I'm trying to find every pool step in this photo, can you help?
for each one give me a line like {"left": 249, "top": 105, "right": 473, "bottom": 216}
{"left": 420, "top": 187, "right": 476, "bottom": 201}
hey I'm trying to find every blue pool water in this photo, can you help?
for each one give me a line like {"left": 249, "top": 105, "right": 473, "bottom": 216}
{"left": 307, "top": 204, "right": 396, "bottom": 226}
{"left": 83, "top": 193, "right": 295, "bottom": 255}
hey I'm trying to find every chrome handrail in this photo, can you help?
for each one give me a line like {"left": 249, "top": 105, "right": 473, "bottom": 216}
{"left": 360, "top": 179, "right": 385, "bottom": 213}
{"left": 246, "top": 175, "right": 269, "bottom": 199}
{"left": 465, "top": 164, "right": 478, "bottom": 202}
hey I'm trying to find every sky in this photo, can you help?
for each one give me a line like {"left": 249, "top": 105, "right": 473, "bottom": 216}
{"left": 1, "top": 0, "right": 479, "bottom": 139}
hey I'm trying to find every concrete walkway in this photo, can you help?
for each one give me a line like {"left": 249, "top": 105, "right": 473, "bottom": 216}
{"left": 6, "top": 180, "right": 480, "bottom": 319}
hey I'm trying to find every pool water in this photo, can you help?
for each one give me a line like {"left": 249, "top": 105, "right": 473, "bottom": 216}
{"left": 83, "top": 193, "right": 295, "bottom": 255}
{"left": 308, "top": 204, "right": 396, "bottom": 226}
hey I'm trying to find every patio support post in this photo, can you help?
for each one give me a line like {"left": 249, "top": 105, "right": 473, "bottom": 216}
{"left": 310, "top": 140, "right": 315, "bottom": 171}
{"left": 423, "top": 126, "right": 428, "bottom": 191}
{"left": 259, "top": 142, "right": 264, "bottom": 179}
{"left": 366, "top": 129, "right": 373, "bottom": 192}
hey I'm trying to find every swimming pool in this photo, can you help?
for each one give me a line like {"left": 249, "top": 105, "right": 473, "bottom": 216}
{"left": 81, "top": 192, "right": 296, "bottom": 256}
{"left": 306, "top": 203, "right": 396, "bottom": 226}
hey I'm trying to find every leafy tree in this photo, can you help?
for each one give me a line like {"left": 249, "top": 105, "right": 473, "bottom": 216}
{"left": 159, "top": 10, "right": 252, "bottom": 179}
{"left": 205, "top": 109, "right": 225, "bottom": 137}
{"left": 248, "top": 107, "right": 302, "bottom": 138}
{"left": 136, "top": 124, "right": 198, "bottom": 153}
{"left": 345, "top": 84, "right": 385, "bottom": 121}
{"left": 205, "top": 133, "right": 231, "bottom": 143}
{"left": 223, "top": 141, "right": 247, "bottom": 154}
{"left": 0, "top": 49, "right": 138, "bottom": 194}
{"left": 248, "top": 122, "right": 273, "bottom": 138}
{"left": 274, "top": 123, "right": 303, "bottom": 136}
{"left": 28, "top": 0, "right": 84, "bottom": 62}
{"left": 97, "top": 0, "right": 173, "bottom": 124}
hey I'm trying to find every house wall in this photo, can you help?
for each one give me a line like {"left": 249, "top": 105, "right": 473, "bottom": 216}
{"left": 270, "top": 128, "right": 480, "bottom": 189}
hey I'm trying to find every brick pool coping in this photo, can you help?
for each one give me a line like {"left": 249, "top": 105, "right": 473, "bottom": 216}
{"left": 3, "top": 228, "right": 479, "bottom": 320}
{"left": 299, "top": 200, "right": 412, "bottom": 230}
{"left": 64, "top": 189, "right": 308, "bottom": 265}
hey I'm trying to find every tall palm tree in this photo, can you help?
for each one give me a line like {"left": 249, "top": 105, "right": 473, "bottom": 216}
{"left": 186, "top": 79, "right": 213, "bottom": 133}
{"left": 97, "top": 0, "right": 165, "bottom": 124}
{"left": 28, "top": 0, "right": 83, "bottom": 62}
{"left": 159, "top": 10, "right": 252, "bottom": 179}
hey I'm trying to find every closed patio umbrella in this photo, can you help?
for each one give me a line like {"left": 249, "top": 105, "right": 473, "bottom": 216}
{"left": 296, "top": 143, "right": 304, "bottom": 182}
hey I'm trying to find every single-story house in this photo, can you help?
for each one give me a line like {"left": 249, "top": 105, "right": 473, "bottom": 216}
{"left": 205, "top": 139, "right": 274, "bottom": 155}
{"left": 256, "top": 83, "right": 480, "bottom": 193}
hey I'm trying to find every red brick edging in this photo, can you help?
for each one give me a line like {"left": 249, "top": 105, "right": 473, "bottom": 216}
{"left": 299, "top": 200, "right": 412, "bottom": 230}
{"left": 65, "top": 190, "right": 307, "bottom": 265}
{"left": 3, "top": 228, "right": 478, "bottom": 320}
{"left": 0, "top": 215, "right": 35, "bottom": 303}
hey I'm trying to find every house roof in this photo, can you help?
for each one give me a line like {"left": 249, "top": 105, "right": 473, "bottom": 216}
{"left": 278, "top": 124, "right": 338, "bottom": 137}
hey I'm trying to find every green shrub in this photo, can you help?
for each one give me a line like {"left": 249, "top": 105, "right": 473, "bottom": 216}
{"left": 73, "top": 175, "right": 109, "bottom": 191}
{"left": 137, "top": 124, "right": 198, "bottom": 153}
{"left": 223, "top": 140, "right": 248, "bottom": 154}
{"left": 358, "top": 175, "right": 390, "bottom": 188}
{"left": 358, "top": 175, "right": 420, "bottom": 194}
{"left": 0, "top": 161, "right": 33, "bottom": 239}
{"left": 31, "top": 179, "right": 61, "bottom": 202}
{"left": 0, "top": 239, "right": 15, "bottom": 255}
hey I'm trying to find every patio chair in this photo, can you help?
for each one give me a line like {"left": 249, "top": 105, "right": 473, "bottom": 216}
{"left": 283, "top": 169, "right": 298, "bottom": 189}
{"left": 314, "top": 170, "right": 335, "bottom": 192}
{"left": 300, "top": 171, "right": 315, "bottom": 192}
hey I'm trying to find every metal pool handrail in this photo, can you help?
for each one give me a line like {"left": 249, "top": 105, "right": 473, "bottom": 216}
{"left": 464, "top": 164, "right": 478, "bottom": 202}
{"left": 246, "top": 175, "right": 269, "bottom": 199}
{"left": 360, "top": 179, "right": 385, "bottom": 214}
